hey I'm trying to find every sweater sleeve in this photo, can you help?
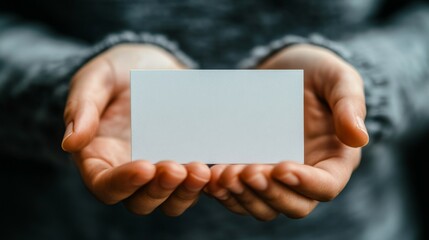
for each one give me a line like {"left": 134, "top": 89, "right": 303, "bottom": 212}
{"left": 239, "top": 2, "right": 429, "bottom": 145}
{"left": 0, "top": 12, "right": 196, "bottom": 163}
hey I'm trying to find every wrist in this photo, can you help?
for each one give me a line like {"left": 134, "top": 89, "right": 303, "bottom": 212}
{"left": 103, "top": 43, "right": 186, "bottom": 69}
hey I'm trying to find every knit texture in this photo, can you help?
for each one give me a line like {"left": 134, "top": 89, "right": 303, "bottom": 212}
{"left": 1, "top": 0, "right": 428, "bottom": 239}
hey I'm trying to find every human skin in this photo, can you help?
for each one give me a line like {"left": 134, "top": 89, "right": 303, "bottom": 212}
{"left": 204, "top": 44, "right": 369, "bottom": 221}
{"left": 61, "top": 43, "right": 369, "bottom": 220}
{"left": 61, "top": 44, "right": 211, "bottom": 216}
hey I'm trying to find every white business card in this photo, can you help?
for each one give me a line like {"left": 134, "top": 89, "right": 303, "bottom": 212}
{"left": 131, "top": 69, "right": 303, "bottom": 164}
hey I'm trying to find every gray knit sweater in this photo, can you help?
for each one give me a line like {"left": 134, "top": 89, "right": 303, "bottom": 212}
{"left": 1, "top": 0, "right": 428, "bottom": 239}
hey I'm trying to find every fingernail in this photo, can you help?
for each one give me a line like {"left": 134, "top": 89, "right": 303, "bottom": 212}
{"left": 356, "top": 116, "right": 368, "bottom": 135}
{"left": 279, "top": 173, "right": 300, "bottom": 186}
{"left": 61, "top": 122, "right": 74, "bottom": 151}
{"left": 247, "top": 173, "right": 268, "bottom": 191}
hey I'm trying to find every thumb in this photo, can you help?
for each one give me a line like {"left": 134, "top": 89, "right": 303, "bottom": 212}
{"left": 62, "top": 59, "right": 115, "bottom": 152}
{"left": 327, "top": 70, "right": 369, "bottom": 147}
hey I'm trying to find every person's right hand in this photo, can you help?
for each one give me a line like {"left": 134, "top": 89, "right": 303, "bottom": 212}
{"left": 61, "top": 44, "right": 210, "bottom": 216}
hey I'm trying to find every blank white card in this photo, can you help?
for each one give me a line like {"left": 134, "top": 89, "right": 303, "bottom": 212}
{"left": 131, "top": 70, "right": 303, "bottom": 164}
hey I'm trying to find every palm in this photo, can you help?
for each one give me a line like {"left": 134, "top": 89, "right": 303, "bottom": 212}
{"left": 77, "top": 88, "right": 131, "bottom": 168}
{"left": 304, "top": 81, "right": 361, "bottom": 170}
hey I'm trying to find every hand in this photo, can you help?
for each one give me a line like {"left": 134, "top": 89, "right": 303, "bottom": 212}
{"left": 61, "top": 44, "right": 210, "bottom": 216}
{"left": 205, "top": 44, "right": 369, "bottom": 221}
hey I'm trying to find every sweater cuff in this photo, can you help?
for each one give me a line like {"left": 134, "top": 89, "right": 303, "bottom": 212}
{"left": 89, "top": 31, "right": 198, "bottom": 69}
{"left": 238, "top": 34, "right": 353, "bottom": 69}
{"left": 71, "top": 31, "right": 198, "bottom": 75}
{"left": 54, "top": 31, "right": 198, "bottom": 105}
{"left": 238, "top": 33, "right": 393, "bottom": 142}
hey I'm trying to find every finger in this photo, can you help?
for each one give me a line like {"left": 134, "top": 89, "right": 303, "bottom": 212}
{"left": 124, "top": 161, "right": 187, "bottom": 215}
{"left": 272, "top": 159, "right": 356, "bottom": 202}
{"left": 233, "top": 177, "right": 279, "bottom": 221}
{"left": 205, "top": 164, "right": 249, "bottom": 215}
{"left": 214, "top": 164, "right": 250, "bottom": 215}
{"left": 62, "top": 58, "right": 115, "bottom": 152}
{"left": 322, "top": 68, "right": 369, "bottom": 147}
{"left": 215, "top": 194, "right": 250, "bottom": 216}
{"left": 205, "top": 164, "right": 229, "bottom": 199}
{"left": 77, "top": 158, "right": 156, "bottom": 205}
{"left": 220, "top": 165, "right": 280, "bottom": 221}
{"left": 240, "top": 164, "right": 318, "bottom": 219}
{"left": 218, "top": 165, "right": 246, "bottom": 195}
{"left": 161, "top": 162, "right": 211, "bottom": 216}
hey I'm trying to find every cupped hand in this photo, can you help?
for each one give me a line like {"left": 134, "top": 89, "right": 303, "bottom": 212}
{"left": 61, "top": 44, "right": 210, "bottom": 216}
{"left": 205, "top": 44, "right": 369, "bottom": 221}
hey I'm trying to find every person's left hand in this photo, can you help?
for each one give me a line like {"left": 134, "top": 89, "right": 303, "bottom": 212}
{"left": 204, "top": 44, "right": 369, "bottom": 221}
